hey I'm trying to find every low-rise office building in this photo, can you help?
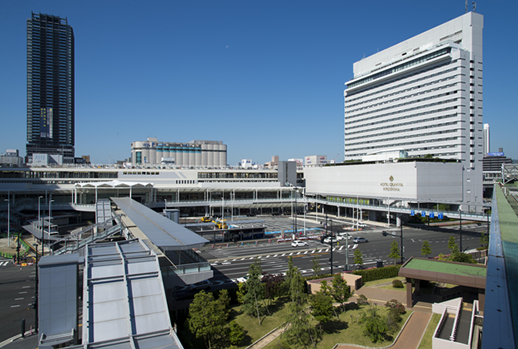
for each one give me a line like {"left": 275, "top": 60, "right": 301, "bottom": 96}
{"left": 130, "top": 138, "right": 227, "bottom": 168}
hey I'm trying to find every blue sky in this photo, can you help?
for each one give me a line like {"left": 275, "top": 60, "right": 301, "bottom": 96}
{"left": 0, "top": 0, "right": 516, "bottom": 165}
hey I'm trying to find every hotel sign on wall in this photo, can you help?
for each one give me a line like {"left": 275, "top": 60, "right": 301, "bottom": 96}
{"left": 380, "top": 175, "right": 404, "bottom": 191}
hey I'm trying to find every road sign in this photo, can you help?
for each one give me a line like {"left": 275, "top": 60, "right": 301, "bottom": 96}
{"left": 429, "top": 212, "right": 435, "bottom": 219}
{"left": 410, "top": 210, "right": 415, "bottom": 216}
{"left": 438, "top": 213, "right": 443, "bottom": 219}
{"left": 421, "top": 211, "right": 426, "bottom": 217}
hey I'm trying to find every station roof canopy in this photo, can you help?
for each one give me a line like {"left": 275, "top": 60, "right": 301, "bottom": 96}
{"left": 111, "top": 197, "right": 208, "bottom": 250}
{"left": 74, "top": 180, "right": 153, "bottom": 188}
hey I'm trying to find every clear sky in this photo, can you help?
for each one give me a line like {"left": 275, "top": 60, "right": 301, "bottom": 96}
{"left": 0, "top": 0, "right": 516, "bottom": 165}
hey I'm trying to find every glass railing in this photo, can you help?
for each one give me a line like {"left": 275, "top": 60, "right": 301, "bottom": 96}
{"left": 161, "top": 262, "right": 211, "bottom": 276}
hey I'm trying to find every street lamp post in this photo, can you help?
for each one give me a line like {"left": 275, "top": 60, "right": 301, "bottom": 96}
{"left": 400, "top": 221, "right": 404, "bottom": 265}
{"left": 325, "top": 214, "right": 333, "bottom": 275}
{"left": 459, "top": 207, "right": 462, "bottom": 252}
{"left": 294, "top": 187, "right": 297, "bottom": 239}
{"left": 4, "top": 198, "right": 10, "bottom": 247}
{"left": 33, "top": 243, "right": 39, "bottom": 333}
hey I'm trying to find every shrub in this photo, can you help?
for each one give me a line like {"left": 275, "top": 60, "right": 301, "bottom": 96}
{"left": 357, "top": 294, "right": 369, "bottom": 305}
{"left": 392, "top": 279, "right": 404, "bottom": 288}
{"left": 386, "top": 308, "right": 402, "bottom": 332}
{"left": 353, "top": 265, "right": 401, "bottom": 282}
{"left": 385, "top": 299, "right": 405, "bottom": 314}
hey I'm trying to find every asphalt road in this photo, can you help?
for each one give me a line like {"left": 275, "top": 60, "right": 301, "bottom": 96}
{"left": 0, "top": 259, "right": 37, "bottom": 343}
{"left": 200, "top": 223, "right": 486, "bottom": 287}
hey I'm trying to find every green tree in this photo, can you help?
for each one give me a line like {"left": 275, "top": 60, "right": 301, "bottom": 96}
{"left": 480, "top": 231, "right": 489, "bottom": 248}
{"left": 242, "top": 259, "right": 265, "bottom": 325}
{"left": 284, "top": 256, "right": 296, "bottom": 292}
{"left": 188, "top": 290, "right": 227, "bottom": 349}
{"left": 359, "top": 308, "right": 388, "bottom": 343}
{"left": 310, "top": 281, "right": 334, "bottom": 339}
{"left": 228, "top": 321, "right": 245, "bottom": 346}
{"left": 289, "top": 267, "right": 306, "bottom": 306}
{"left": 217, "top": 289, "right": 231, "bottom": 318}
{"left": 354, "top": 248, "right": 364, "bottom": 267}
{"left": 236, "top": 282, "right": 246, "bottom": 304}
{"left": 421, "top": 240, "right": 432, "bottom": 258}
{"left": 284, "top": 272, "right": 318, "bottom": 349}
{"left": 312, "top": 255, "right": 321, "bottom": 276}
{"left": 448, "top": 236, "right": 457, "bottom": 254}
{"left": 331, "top": 274, "right": 351, "bottom": 313}
{"left": 388, "top": 240, "right": 400, "bottom": 265}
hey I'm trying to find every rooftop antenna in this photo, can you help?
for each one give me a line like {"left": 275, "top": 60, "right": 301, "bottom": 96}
{"left": 472, "top": 1, "right": 476, "bottom": 12}
{"left": 465, "top": 0, "right": 468, "bottom": 13}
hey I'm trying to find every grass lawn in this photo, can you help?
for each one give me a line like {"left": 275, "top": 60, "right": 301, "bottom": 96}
{"left": 361, "top": 276, "right": 406, "bottom": 288}
{"left": 360, "top": 277, "right": 409, "bottom": 292}
{"left": 418, "top": 313, "right": 441, "bottom": 349}
{"left": 232, "top": 298, "right": 291, "bottom": 348}
{"left": 262, "top": 303, "right": 411, "bottom": 349}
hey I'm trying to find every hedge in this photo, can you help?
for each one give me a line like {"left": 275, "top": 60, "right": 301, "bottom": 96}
{"left": 352, "top": 265, "right": 401, "bottom": 282}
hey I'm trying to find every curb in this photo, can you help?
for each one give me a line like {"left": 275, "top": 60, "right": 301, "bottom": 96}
{"left": 0, "top": 331, "right": 37, "bottom": 348}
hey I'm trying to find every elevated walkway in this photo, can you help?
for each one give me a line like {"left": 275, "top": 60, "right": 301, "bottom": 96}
{"left": 111, "top": 197, "right": 212, "bottom": 285}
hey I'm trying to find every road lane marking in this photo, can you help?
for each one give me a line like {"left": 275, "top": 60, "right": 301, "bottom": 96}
{"left": 11, "top": 305, "right": 20, "bottom": 308}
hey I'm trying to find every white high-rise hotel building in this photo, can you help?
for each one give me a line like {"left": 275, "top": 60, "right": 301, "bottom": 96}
{"left": 344, "top": 12, "right": 483, "bottom": 208}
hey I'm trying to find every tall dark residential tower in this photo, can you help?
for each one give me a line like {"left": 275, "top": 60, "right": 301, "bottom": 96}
{"left": 26, "top": 12, "right": 74, "bottom": 163}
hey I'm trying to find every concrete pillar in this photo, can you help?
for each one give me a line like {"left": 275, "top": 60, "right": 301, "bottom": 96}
{"left": 479, "top": 289, "right": 485, "bottom": 312}
{"left": 406, "top": 278, "right": 413, "bottom": 308}
{"left": 415, "top": 279, "right": 421, "bottom": 296}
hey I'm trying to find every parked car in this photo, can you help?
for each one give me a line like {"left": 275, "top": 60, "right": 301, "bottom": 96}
{"left": 353, "top": 237, "right": 369, "bottom": 243}
{"left": 189, "top": 279, "right": 211, "bottom": 291}
{"left": 292, "top": 240, "right": 309, "bottom": 247}
{"left": 337, "top": 234, "right": 351, "bottom": 241}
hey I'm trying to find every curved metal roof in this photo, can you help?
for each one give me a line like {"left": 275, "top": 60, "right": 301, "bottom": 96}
{"left": 111, "top": 197, "right": 208, "bottom": 250}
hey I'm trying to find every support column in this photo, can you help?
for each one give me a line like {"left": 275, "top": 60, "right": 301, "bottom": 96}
{"left": 406, "top": 278, "right": 413, "bottom": 308}
{"left": 414, "top": 279, "right": 421, "bottom": 296}
{"left": 478, "top": 289, "right": 485, "bottom": 312}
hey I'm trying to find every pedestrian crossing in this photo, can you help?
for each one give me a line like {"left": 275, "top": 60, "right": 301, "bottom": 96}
{"left": 0, "top": 261, "right": 10, "bottom": 267}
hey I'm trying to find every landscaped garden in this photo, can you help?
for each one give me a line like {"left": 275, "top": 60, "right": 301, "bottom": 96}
{"left": 177, "top": 258, "right": 411, "bottom": 349}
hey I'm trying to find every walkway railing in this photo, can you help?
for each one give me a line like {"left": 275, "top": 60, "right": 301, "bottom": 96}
{"left": 161, "top": 262, "right": 211, "bottom": 276}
